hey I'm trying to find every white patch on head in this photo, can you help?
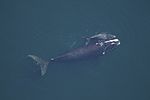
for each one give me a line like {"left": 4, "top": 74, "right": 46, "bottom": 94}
{"left": 117, "top": 41, "right": 120, "bottom": 45}
{"left": 96, "top": 43, "right": 99, "bottom": 45}
{"left": 51, "top": 58, "right": 54, "bottom": 60}
{"left": 102, "top": 52, "right": 105, "bottom": 55}
{"left": 113, "top": 36, "right": 116, "bottom": 38}
{"left": 96, "top": 42, "right": 104, "bottom": 46}
{"left": 104, "top": 39, "right": 120, "bottom": 45}
{"left": 104, "top": 39, "right": 119, "bottom": 43}
{"left": 99, "top": 42, "right": 103, "bottom": 46}
{"left": 111, "top": 42, "right": 115, "bottom": 45}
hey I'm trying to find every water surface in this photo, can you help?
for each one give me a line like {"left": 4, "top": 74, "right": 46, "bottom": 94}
{"left": 1, "top": 0, "right": 150, "bottom": 100}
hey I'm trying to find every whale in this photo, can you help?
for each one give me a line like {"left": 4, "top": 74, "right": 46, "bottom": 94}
{"left": 28, "top": 32, "right": 120, "bottom": 76}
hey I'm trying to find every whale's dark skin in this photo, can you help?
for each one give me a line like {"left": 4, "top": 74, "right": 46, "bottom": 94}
{"left": 51, "top": 44, "right": 103, "bottom": 62}
{"left": 28, "top": 33, "right": 120, "bottom": 76}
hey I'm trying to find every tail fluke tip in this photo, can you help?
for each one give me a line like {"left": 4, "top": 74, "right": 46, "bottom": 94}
{"left": 27, "top": 54, "right": 49, "bottom": 76}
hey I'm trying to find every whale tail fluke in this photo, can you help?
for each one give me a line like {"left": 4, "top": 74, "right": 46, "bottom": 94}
{"left": 27, "top": 55, "right": 49, "bottom": 76}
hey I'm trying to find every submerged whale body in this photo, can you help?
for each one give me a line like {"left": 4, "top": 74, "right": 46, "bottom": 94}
{"left": 28, "top": 32, "right": 120, "bottom": 76}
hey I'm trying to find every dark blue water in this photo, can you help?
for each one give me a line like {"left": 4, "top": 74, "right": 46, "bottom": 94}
{"left": 1, "top": 0, "right": 150, "bottom": 100}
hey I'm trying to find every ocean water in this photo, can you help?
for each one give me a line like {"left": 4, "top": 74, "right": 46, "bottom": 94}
{"left": 1, "top": 0, "right": 150, "bottom": 100}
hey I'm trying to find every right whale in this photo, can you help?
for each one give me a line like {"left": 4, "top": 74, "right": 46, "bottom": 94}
{"left": 28, "top": 32, "right": 120, "bottom": 76}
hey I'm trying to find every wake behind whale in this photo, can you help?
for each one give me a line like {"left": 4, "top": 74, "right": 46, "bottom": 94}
{"left": 28, "top": 32, "right": 120, "bottom": 76}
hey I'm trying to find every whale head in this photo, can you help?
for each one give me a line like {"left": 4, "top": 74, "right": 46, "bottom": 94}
{"left": 94, "top": 33, "right": 120, "bottom": 54}
{"left": 103, "top": 34, "right": 120, "bottom": 46}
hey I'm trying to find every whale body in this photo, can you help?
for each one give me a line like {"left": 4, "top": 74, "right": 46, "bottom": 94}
{"left": 28, "top": 32, "right": 120, "bottom": 76}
